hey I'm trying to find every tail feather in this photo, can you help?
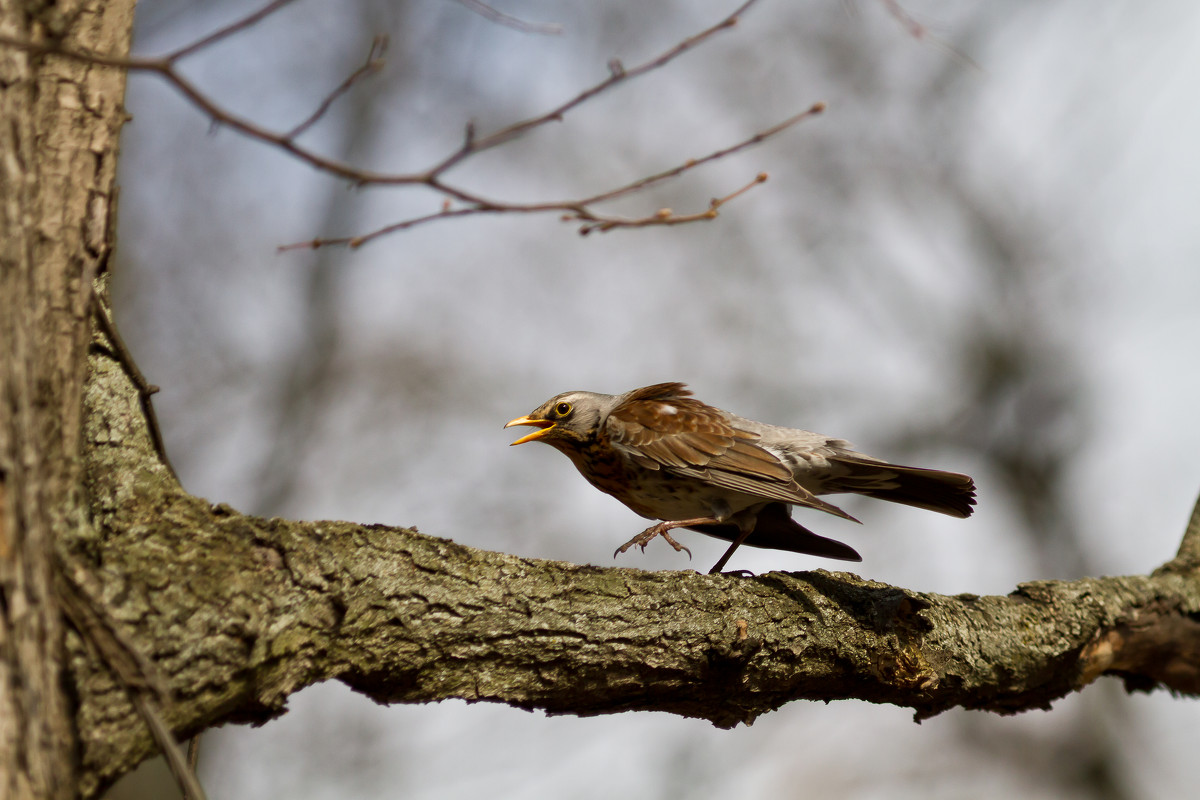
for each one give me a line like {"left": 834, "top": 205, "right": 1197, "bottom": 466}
{"left": 830, "top": 456, "right": 976, "bottom": 518}
{"left": 688, "top": 502, "right": 862, "bottom": 562}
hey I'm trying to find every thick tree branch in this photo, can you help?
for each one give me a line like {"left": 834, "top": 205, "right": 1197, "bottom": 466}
{"left": 72, "top": 297, "right": 1200, "bottom": 797}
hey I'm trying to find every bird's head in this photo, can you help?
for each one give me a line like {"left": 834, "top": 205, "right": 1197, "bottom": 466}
{"left": 505, "top": 391, "right": 612, "bottom": 451}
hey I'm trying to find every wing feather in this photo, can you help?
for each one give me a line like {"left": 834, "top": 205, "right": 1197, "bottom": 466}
{"left": 604, "top": 383, "right": 856, "bottom": 521}
{"left": 668, "top": 466, "right": 858, "bottom": 520}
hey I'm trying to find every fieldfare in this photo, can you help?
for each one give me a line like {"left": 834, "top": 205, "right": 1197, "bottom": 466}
{"left": 505, "top": 382, "right": 975, "bottom": 573}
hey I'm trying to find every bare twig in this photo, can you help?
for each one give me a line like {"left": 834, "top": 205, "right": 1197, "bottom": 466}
{"left": 1170, "top": 490, "right": 1200, "bottom": 568}
{"left": 285, "top": 35, "right": 388, "bottom": 140}
{"left": 878, "top": 0, "right": 981, "bottom": 71}
{"left": 429, "top": 0, "right": 761, "bottom": 176}
{"left": 188, "top": 736, "right": 201, "bottom": 775}
{"left": 572, "top": 172, "right": 770, "bottom": 235}
{"left": 279, "top": 102, "right": 822, "bottom": 250}
{"left": 0, "top": 0, "right": 818, "bottom": 247}
{"left": 579, "top": 103, "right": 824, "bottom": 207}
{"left": 452, "top": 0, "right": 563, "bottom": 35}
{"left": 167, "top": 0, "right": 302, "bottom": 62}
{"left": 91, "top": 300, "right": 179, "bottom": 482}
{"left": 276, "top": 205, "right": 492, "bottom": 250}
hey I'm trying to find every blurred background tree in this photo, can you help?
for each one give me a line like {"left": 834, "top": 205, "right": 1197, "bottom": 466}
{"left": 106, "top": 0, "right": 1200, "bottom": 797}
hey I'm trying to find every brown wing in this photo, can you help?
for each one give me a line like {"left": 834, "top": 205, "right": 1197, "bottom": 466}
{"left": 604, "top": 383, "right": 858, "bottom": 521}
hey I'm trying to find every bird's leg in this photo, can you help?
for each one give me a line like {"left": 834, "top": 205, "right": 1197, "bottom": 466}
{"left": 708, "top": 525, "right": 756, "bottom": 574}
{"left": 613, "top": 516, "right": 725, "bottom": 561}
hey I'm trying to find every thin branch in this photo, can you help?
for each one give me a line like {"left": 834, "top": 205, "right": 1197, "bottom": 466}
{"left": 878, "top": 0, "right": 981, "bottom": 72}
{"left": 285, "top": 35, "right": 388, "bottom": 141}
{"left": 429, "top": 0, "right": 761, "bottom": 176}
{"left": 90, "top": 299, "right": 179, "bottom": 482}
{"left": 0, "top": 0, "right": 815, "bottom": 248}
{"left": 166, "top": 0, "right": 302, "bottom": 62}
{"left": 187, "top": 737, "right": 201, "bottom": 775}
{"left": 279, "top": 101, "right": 820, "bottom": 250}
{"left": 571, "top": 172, "right": 770, "bottom": 236}
{"left": 1169, "top": 489, "right": 1200, "bottom": 568}
{"left": 276, "top": 205, "right": 492, "bottom": 251}
{"left": 0, "top": 38, "right": 420, "bottom": 185}
{"left": 452, "top": 0, "right": 563, "bottom": 35}
{"left": 579, "top": 103, "right": 824, "bottom": 207}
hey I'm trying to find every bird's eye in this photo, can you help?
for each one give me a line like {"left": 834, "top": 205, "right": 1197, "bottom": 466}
{"left": 555, "top": 402, "right": 572, "bottom": 416}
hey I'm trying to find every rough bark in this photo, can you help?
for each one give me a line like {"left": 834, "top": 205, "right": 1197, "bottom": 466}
{"left": 0, "top": 1, "right": 134, "bottom": 798}
{"left": 69, "top": 296, "right": 1200, "bottom": 797}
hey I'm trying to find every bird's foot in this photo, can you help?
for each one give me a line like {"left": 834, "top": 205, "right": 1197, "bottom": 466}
{"left": 614, "top": 522, "right": 693, "bottom": 560}
{"left": 658, "top": 529, "right": 693, "bottom": 559}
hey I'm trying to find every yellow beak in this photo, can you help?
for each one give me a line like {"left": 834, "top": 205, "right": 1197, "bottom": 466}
{"left": 504, "top": 415, "right": 555, "bottom": 445}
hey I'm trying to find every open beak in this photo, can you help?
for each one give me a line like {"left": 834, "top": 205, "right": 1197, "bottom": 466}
{"left": 504, "top": 415, "right": 555, "bottom": 446}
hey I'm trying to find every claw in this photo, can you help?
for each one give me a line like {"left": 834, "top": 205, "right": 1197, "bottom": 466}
{"left": 613, "top": 521, "right": 694, "bottom": 560}
{"left": 658, "top": 529, "right": 692, "bottom": 559}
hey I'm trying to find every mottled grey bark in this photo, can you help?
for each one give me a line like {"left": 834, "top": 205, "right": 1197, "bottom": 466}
{"left": 73, "top": 294, "right": 1200, "bottom": 797}
{"left": 0, "top": 1, "right": 134, "bottom": 798}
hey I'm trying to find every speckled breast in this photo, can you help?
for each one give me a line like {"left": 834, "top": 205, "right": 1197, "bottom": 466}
{"left": 565, "top": 437, "right": 745, "bottom": 522}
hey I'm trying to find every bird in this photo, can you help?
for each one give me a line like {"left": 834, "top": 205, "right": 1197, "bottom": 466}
{"left": 505, "top": 382, "right": 975, "bottom": 574}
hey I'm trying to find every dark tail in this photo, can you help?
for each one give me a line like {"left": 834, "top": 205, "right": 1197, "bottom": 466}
{"left": 688, "top": 502, "right": 862, "bottom": 565}
{"left": 829, "top": 455, "right": 976, "bottom": 518}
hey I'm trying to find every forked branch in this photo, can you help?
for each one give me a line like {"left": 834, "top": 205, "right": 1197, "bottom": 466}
{"left": 0, "top": 0, "right": 818, "bottom": 246}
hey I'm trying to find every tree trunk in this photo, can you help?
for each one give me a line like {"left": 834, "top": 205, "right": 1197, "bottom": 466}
{"left": 0, "top": 2, "right": 135, "bottom": 798}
